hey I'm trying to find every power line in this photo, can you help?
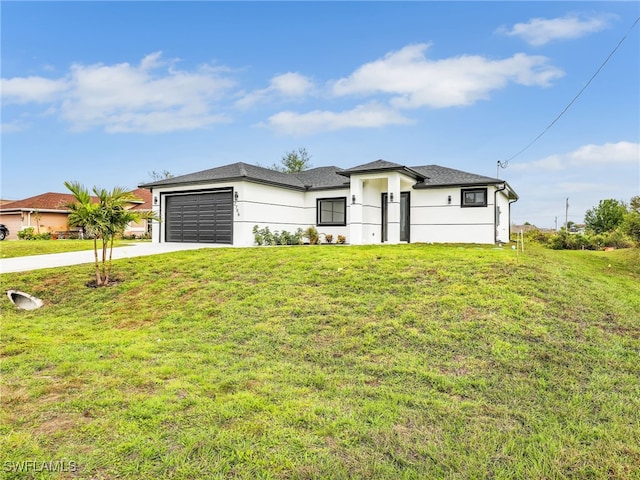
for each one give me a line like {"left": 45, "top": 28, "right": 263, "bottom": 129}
{"left": 497, "top": 15, "right": 640, "bottom": 174}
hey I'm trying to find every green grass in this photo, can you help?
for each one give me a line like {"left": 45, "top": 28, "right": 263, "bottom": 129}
{"left": 1, "top": 244, "right": 639, "bottom": 479}
{"left": 0, "top": 239, "right": 141, "bottom": 259}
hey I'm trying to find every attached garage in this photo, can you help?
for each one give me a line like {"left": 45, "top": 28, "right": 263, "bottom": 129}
{"left": 164, "top": 190, "right": 233, "bottom": 244}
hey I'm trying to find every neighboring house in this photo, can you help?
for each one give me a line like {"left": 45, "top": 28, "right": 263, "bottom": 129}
{"left": 0, "top": 192, "right": 86, "bottom": 240}
{"left": 123, "top": 188, "right": 153, "bottom": 238}
{"left": 0, "top": 190, "right": 151, "bottom": 240}
{"left": 139, "top": 159, "right": 518, "bottom": 246}
{"left": 568, "top": 223, "right": 586, "bottom": 235}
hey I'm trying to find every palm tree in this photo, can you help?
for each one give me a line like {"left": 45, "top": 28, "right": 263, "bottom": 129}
{"left": 65, "top": 181, "right": 104, "bottom": 285}
{"left": 65, "top": 181, "right": 158, "bottom": 286}
{"left": 95, "top": 186, "right": 149, "bottom": 284}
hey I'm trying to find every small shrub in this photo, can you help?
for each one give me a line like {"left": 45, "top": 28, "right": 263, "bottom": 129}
{"left": 601, "top": 229, "right": 635, "bottom": 249}
{"left": 254, "top": 226, "right": 304, "bottom": 246}
{"left": 18, "top": 227, "right": 36, "bottom": 240}
{"left": 549, "top": 231, "right": 595, "bottom": 250}
{"left": 547, "top": 232, "right": 565, "bottom": 250}
{"left": 522, "top": 228, "right": 552, "bottom": 244}
{"left": 304, "top": 226, "right": 319, "bottom": 245}
{"left": 337, "top": 235, "right": 346, "bottom": 244}
{"left": 539, "top": 228, "right": 635, "bottom": 251}
{"left": 278, "top": 230, "right": 290, "bottom": 245}
{"left": 253, "top": 225, "right": 263, "bottom": 245}
{"left": 264, "top": 228, "right": 276, "bottom": 246}
{"left": 17, "top": 228, "right": 51, "bottom": 240}
{"left": 252, "top": 225, "right": 276, "bottom": 245}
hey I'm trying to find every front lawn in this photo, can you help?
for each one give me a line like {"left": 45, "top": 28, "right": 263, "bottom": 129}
{"left": 0, "top": 239, "right": 140, "bottom": 259}
{"left": 1, "top": 244, "right": 639, "bottom": 479}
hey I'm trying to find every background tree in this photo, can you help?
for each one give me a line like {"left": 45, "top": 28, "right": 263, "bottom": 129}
{"left": 621, "top": 195, "right": 640, "bottom": 244}
{"left": 65, "top": 181, "right": 158, "bottom": 286}
{"left": 149, "top": 170, "right": 174, "bottom": 182}
{"left": 621, "top": 210, "right": 640, "bottom": 243}
{"left": 584, "top": 199, "right": 627, "bottom": 234}
{"left": 271, "top": 147, "right": 312, "bottom": 173}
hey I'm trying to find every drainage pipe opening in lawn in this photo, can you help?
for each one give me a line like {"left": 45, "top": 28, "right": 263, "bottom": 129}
{"left": 6, "top": 290, "right": 44, "bottom": 310}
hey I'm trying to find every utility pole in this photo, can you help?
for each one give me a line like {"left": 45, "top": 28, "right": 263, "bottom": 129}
{"left": 565, "top": 198, "right": 569, "bottom": 231}
{"left": 554, "top": 216, "right": 558, "bottom": 231}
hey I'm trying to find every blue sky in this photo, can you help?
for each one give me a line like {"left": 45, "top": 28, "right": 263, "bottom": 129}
{"left": 2, "top": 1, "right": 638, "bottom": 228}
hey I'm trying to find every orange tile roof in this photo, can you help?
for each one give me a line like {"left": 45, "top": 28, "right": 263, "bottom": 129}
{"left": 128, "top": 188, "right": 152, "bottom": 211}
{"left": 0, "top": 190, "right": 151, "bottom": 212}
{"left": 0, "top": 192, "right": 97, "bottom": 211}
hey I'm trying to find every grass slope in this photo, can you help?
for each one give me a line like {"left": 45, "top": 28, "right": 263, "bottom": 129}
{"left": 1, "top": 244, "right": 639, "bottom": 479}
{"left": 0, "top": 239, "right": 136, "bottom": 259}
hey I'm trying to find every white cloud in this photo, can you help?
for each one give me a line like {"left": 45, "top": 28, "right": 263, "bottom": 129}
{"left": 2, "top": 52, "right": 235, "bottom": 133}
{"left": 512, "top": 141, "right": 640, "bottom": 171}
{"left": 331, "top": 44, "right": 563, "bottom": 109}
{"left": 139, "top": 51, "right": 166, "bottom": 71}
{"left": 264, "top": 102, "right": 412, "bottom": 135}
{"left": 236, "top": 72, "right": 314, "bottom": 108}
{"left": 1, "top": 76, "right": 69, "bottom": 104}
{"left": 497, "top": 13, "right": 617, "bottom": 46}
{"left": 271, "top": 72, "right": 314, "bottom": 96}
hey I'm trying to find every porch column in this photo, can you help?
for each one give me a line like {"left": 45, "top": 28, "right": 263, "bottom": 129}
{"left": 387, "top": 173, "right": 401, "bottom": 244}
{"left": 349, "top": 177, "right": 363, "bottom": 245}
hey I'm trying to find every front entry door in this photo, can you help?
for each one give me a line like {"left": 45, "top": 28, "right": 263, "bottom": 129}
{"left": 382, "top": 192, "right": 410, "bottom": 242}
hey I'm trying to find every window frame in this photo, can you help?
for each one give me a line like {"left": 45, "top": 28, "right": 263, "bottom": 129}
{"left": 461, "top": 188, "right": 488, "bottom": 208}
{"left": 316, "top": 197, "right": 347, "bottom": 226}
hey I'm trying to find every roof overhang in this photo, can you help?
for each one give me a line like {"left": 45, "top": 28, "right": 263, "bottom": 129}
{"left": 141, "top": 176, "right": 309, "bottom": 192}
{"left": 414, "top": 179, "right": 501, "bottom": 189}
{"left": 413, "top": 180, "right": 519, "bottom": 200}
{"left": 502, "top": 181, "right": 519, "bottom": 200}
{"left": 338, "top": 166, "right": 427, "bottom": 182}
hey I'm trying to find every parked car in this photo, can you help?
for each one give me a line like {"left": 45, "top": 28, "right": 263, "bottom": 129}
{"left": 0, "top": 224, "right": 8, "bottom": 240}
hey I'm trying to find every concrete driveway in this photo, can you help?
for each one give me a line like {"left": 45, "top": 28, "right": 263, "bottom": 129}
{"left": 0, "top": 242, "right": 231, "bottom": 273}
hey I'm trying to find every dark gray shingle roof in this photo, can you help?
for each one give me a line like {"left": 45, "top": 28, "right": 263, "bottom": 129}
{"left": 341, "top": 159, "right": 405, "bottom": 172}
{"left": 410, "top": 165, "right": 501, "bottom": 187}
{"left": 339, "top": 159, "right": 427, "bottom": 181}
{"left": 140, "top": 162, "right": 307, "bottom": 190}
{"left": 139, "top": 160, "right": 507, "bottom": 191}
{"left": 293, "top": 167, "right": 349, "bottom": 190}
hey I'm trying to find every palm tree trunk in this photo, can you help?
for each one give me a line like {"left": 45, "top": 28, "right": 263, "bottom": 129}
{"left": 93, "top": 237, "right": 102, "bottom": 285}
{"left": 106, "top": 234, "right": 115, "bottom": 284}
{"left": 100, "top": 237, "right": 108, "bottom": 285}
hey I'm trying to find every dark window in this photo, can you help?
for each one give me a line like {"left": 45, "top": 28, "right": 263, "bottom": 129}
{"left": 461, "top": 188, "right": 487, "bottom": 207}
{"left": 317, "top": 197, "right": 346, "bottom": 226}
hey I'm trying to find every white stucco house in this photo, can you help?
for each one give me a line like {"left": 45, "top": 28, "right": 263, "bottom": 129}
{"left": 139, "top": 159, "right": 518, "bottom": 246}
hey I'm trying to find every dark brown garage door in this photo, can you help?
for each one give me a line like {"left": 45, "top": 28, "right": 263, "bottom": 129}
{"left": 165, "top": 191, "right": 233, "bottom": 243}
